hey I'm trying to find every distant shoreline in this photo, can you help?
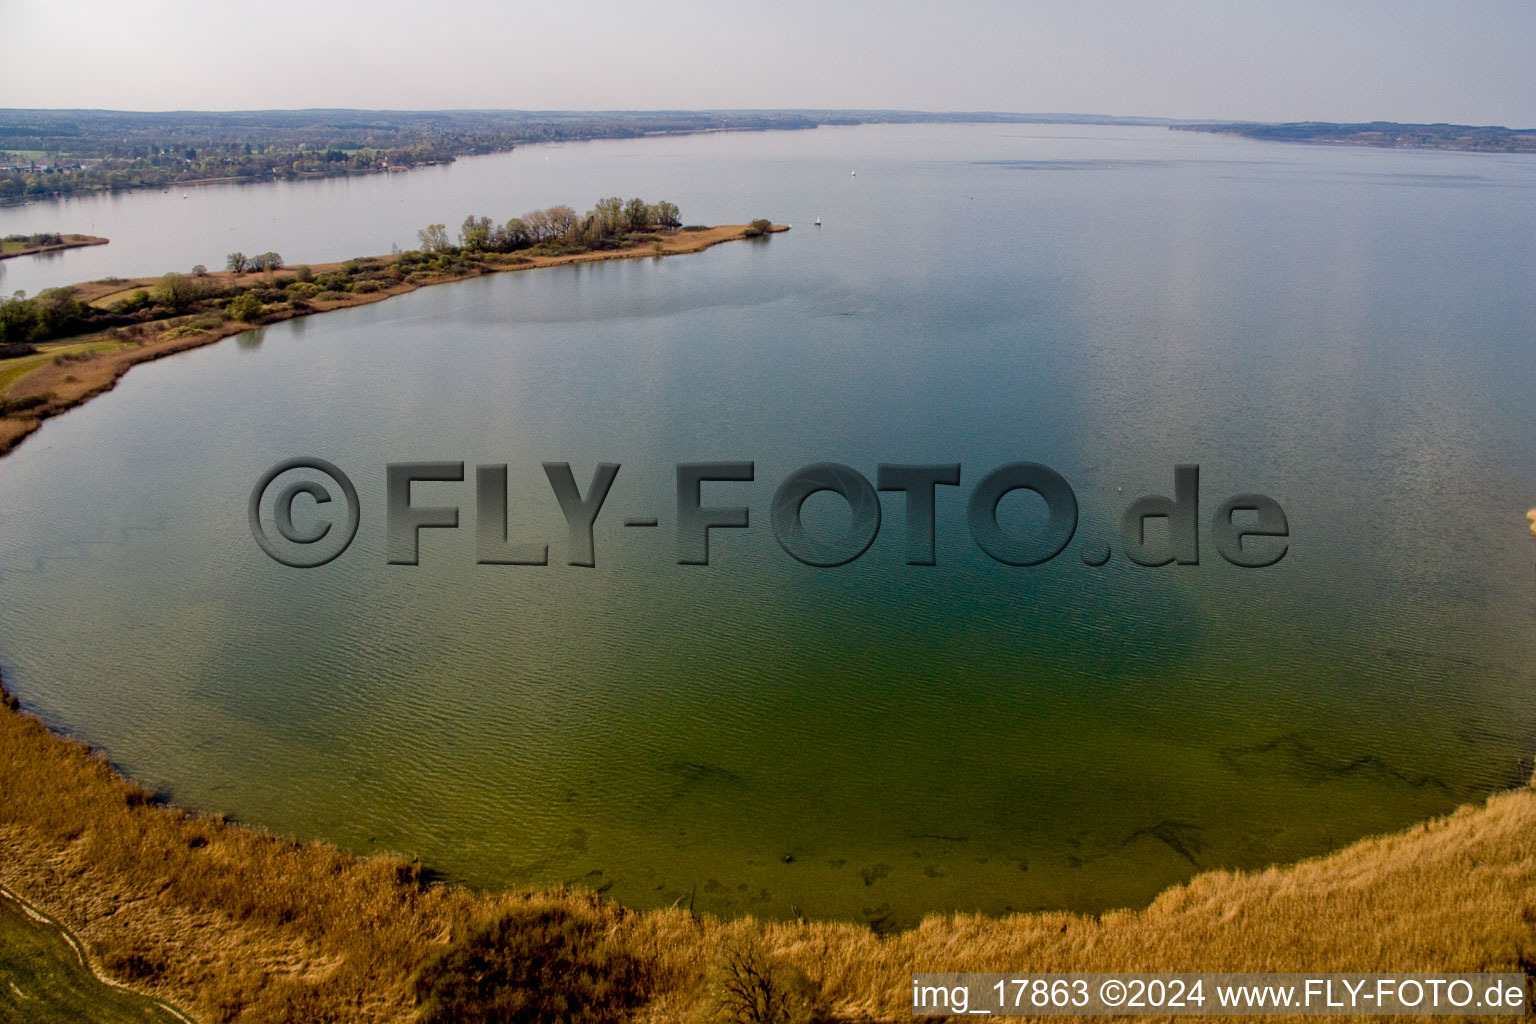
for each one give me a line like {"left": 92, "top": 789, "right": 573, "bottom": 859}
{"left": 1173, "top": 120, "right": 1536, "bottom": 153}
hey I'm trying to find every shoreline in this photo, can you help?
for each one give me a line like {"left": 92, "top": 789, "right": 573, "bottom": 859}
{"left": 0, "top": 222, "right": 784, "bottom": 458}
{"left": 1, "top": 665, "right": 1531, "bottom": 1021}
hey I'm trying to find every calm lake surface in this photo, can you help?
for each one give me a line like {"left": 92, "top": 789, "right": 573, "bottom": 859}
{"left": 2, "top": 125, "right": 1535, "bottom": 927}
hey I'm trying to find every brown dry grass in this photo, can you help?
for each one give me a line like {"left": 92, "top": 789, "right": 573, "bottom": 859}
{"left": 1, "top": 670, "right": 1532, "bottom": 1024}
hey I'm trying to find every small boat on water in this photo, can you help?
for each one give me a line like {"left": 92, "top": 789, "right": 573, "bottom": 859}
{"left": 814, "top": 216, "right": 821, "bottom": 227}
{"left": 850, "top": 170, "right": 856, "bottom": 176}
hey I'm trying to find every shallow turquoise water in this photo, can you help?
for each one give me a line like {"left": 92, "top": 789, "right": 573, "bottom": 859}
{"left": 1, "top": 125, "right": 1534, "bottom": 927}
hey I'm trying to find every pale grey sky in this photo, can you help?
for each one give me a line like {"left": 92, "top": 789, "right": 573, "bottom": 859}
{"left": 3, "top": 0, "right": 1533, "bottom": 126}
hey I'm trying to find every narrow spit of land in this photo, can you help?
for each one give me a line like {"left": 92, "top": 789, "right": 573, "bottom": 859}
{"left": 0, "top": 221, "right": 785, "bottom": 457}
{"left": 0, "top": 233, "right": 108, "bottom": 260}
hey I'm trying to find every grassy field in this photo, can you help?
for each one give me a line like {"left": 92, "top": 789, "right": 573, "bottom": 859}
{"left": 0, "top": 891, "right": 187, "bottom": 1024}
{"left": 0, "top": 340, "right": 129, "bottom": 395}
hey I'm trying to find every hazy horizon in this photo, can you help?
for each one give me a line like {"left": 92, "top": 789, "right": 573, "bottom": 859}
{"left": 3, "top": 0, "right": 1534, "bottom": 129}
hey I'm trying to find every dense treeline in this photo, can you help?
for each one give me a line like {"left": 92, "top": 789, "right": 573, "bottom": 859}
{"left": 3, "top": 232, "right": 63, "bottom": 247}
{"left": 0, "top": 143, "right": 449, "bottom": 200}
{"left": 0, "top": 110, "right": 816, "bottom": 201}
{"left": 422, "top": 197, "right": 682, "bottom": 255}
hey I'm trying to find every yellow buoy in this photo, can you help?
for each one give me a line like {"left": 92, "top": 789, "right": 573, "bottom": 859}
{"left": 1528, "top": 508, "right": 1536, "bottom": 535}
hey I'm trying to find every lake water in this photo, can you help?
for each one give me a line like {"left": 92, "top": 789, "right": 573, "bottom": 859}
{"left": 1, "top": 125, "right": 1534, "bottom": 928}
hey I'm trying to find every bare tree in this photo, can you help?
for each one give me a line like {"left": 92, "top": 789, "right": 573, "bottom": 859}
{"left": 417, "top": 223, "right": 451, "bottom": 252}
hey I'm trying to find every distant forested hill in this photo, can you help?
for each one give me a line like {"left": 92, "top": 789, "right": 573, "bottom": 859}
{"left": 1174, "top": 120, "right": 1536, "bottom": 152}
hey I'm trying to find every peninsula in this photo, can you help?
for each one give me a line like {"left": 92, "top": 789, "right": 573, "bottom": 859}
{"left": 1, "top": 232, "right": 108, "bottom": 259}
{"left": 0, "top": 203, "right": 785, "bottom": 456}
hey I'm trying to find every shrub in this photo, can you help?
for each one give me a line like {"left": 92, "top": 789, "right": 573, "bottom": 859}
{"left": 413, "top": 905, "right": 646, "bottom": 1024}
{"left": 293, "top": 264, "right": 313, "bottom": 283}
{"left": 695, "top": 937, "right": 824, "bottom": 1024}
{"left": 744, "top": 219, "right": 774, "bottom": 238}
{"left": 156, "top": 325, "right": 207, "bottom": 340}
{"left": 151, "top": 273, "right": 204, "bottom": 311}
{"left": 0, "top": 393, "right": 48, "bottom": 417}
{"left": 113, "top": 290, "right": 153, "bottom": 313}
{"left": 227, "top": 293, "right": 262, "bottom": 322}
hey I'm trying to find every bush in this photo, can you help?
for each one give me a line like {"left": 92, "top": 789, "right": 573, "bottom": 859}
{"left": 113, "top": 289, "right": 153, "bottom": 314}
{"left": 695, "top": 936, "right": 824, "bottom": 1024}
{"left": 744, "top": 219, "right": 774, "bottom": 238}
{"left": 156, "top": 325, "right": 207, "bottom": 340}
{"left": 0, "top": 393, "right": 48, "bottom": 417}
{"left": 227, "top": 293, "right": 262, "bottom": 322}
{"left": 413, "top": 905, "right": 646, "bottom": 1024}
